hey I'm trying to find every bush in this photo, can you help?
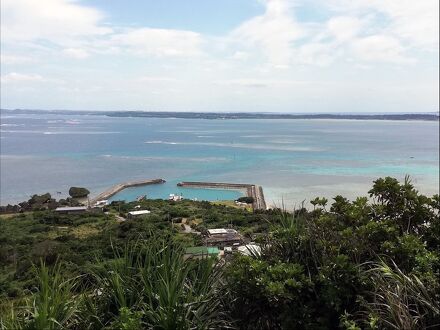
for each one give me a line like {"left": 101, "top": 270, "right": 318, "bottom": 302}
{"left": 68, "top": 187, "right": 90, "bottom": 198}
{"left": 236, "top": 196, "right": 254, "bottom": 204}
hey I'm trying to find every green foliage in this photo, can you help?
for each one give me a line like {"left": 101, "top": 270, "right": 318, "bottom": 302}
{"left": 82, "top": 239, "right": 230, "bottom": 329}
{"left": 68, "top": 187, "right": 90, "bottom": 198}
{"left": 1, "top": 177, "right": 439, "bottom": 329}
{"left": 236, "top": 196, "right": 254, "bottom": 204}
{"left": 361, "top": 261, "right": 440, "bottom": 329}
{"left": 226, "top": 177, "right": 440, "bottom": 329}
{"left": 1, "top": 261, "right": 80, "bottom": 329}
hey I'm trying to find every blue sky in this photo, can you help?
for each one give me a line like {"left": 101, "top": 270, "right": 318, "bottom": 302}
{"left": 1, "top": 0, "right": 438, "bottom": 112}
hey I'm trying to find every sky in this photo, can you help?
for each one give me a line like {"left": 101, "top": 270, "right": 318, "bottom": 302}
{"left": 1, "top": 0, "right": 439, "bottom": 113}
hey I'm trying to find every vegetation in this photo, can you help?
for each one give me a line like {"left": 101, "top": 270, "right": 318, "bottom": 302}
{"left": 236, "top": 196, "right": 254, "bottom": 204}
{"left": 68, "top": 187, "right": 90, "bottom": 199}
{"left": 0, "top": 177, "right": 438, "bottom": 329}
{"left": 3, "top": 109, "right": 439, "bottom": 121}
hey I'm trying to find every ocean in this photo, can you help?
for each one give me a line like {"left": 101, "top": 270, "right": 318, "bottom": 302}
{"left": 1, "top": 113, "right": 438, "bottom": 207}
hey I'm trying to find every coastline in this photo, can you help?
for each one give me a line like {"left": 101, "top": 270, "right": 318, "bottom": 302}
{"left": 177, "top": 181, "right": 267, "bottom": 210}
{"left": 90, "top": 179, "right": 165, "bottom": 204}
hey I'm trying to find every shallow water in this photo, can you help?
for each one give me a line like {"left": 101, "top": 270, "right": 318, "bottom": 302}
{"left": 1, "top": 113, "right": 438, "bottom": 206}
{"left": 108, "top": 180, "right": 243, "bottom": 202}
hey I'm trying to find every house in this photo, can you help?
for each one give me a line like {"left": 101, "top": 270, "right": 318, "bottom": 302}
{"left": 127, "top": 210, "right": 151, "bottom": 219}
{"left": 184, "top": 246, "right": 220, "bottom": 260}
{"left": 207, "top": 228, "right": 230, "bottom": 235}
{"left": 55, "top": 206, "right": 88, "bottom": 214}
{"left": 169, "top": 194, "right": 183, "bottom": 201}
{"left": 204, "top": 228, "right": 243, "bottom": 248}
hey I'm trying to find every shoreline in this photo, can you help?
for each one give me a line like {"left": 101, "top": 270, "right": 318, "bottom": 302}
{"left": 90, "top": 179, "right": 165, "bottom": 204}
{"left": 1, "top": 109, "right": 438, "bottom": 122}
{"left": 177, "top": 181, "right": 267, "bottom": 210}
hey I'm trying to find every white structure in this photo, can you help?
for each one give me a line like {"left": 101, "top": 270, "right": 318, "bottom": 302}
{"left": 128, "top": 210, "right": 151, "bottom": 218}
{"left": 55, "top": 206, "right": 88, "bottom": 214}
{"left": 207, "top": 228, "right": 237, "bottom": 235}
{"left": 224, "top": 247, "right": 233, "bottom": 253}
{"left": 169, "top": 194, "right": 183, "bottom": 201}
{"left": 238, "top": 244, "right": 261, "bottom": 257}
{"left": 94, "top": 200, "right": 108, "bottom": 207}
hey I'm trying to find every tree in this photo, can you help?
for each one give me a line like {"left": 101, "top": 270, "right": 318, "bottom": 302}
{"left": 68, "top": 187, "right": 90, "bottom": 198}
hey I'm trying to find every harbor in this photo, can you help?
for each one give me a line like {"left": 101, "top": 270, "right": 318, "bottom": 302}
{"left": 91, "top": 178, "right": 266, "bottom": 210}
{"left": 177, "top": 181, "right": 267, "bottom": 210}
{"left": 90, "top": 179, "right": 165, "bottom": 204}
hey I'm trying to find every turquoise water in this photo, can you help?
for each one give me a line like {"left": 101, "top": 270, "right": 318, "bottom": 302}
{"left": 108, "top": 180, "right": 243, "bottom": 202}
{"left": 1, "top": 113, "right": 438, "bottom": 206}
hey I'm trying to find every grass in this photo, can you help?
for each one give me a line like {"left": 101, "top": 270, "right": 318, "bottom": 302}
{"left": 212, "top": 200, "right": 253, "bottom": 211}
{"left": 69, "top": 224, "right": 102, "bottom": 239}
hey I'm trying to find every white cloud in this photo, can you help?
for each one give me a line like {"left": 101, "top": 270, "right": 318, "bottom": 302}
{"left": 1, "top": 72, "right": 65, "bottom": 85}
{"left": 351, "top": 35, "right": 414, "bottom": 63}
{"left": 232, "top": 0, "right": 305, "bottom": 66}
{"left": 62, "top": 48, "right": 90, "bottom": 59}
{"left": 326, "top": 16, "right": 363, "bottom": 42}
{"left": 108, "top": 28, "right": 203, "bottom": 57}
{"left": 138, "top": 76, "right": 178, "bottom": 83}
{"left": 1, "top": 0, "right": 111, "bottom": 43}
{"left": 213, "top": 78, "right": 313, "bottom": 88}
{"left": 0, "top": 54, "right": 35, "bottom": 65}
{"left": 0, "top": 0, "right": 437, "bottom": 112}
{"left": 326, "top": 0, "right": 439, "bottom": 50}
{"left": 365, "top": 0, "right": 438, "bottom": 49}
{"left": 297, "top": 42, "right": 339, "bottom": 66}
{"left": 1, "top": 72, "right": 44, "bottom": 83}
{"left": 230, "top": 51, "right": 250, "bottom": 60}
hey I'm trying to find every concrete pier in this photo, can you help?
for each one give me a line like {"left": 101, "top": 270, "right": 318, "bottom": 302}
{"left": 91, "top": 179, "right": 165, "bottom": 204}
{"left": 177, "top": 181, "right": 267, "bottom": 210}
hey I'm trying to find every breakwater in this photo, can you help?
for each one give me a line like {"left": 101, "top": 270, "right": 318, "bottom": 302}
{"left": 177, "top": 181, "right": 267, "bottom": 210}
{"left": 91, "top": 179, "right": 165, "bottom": 204}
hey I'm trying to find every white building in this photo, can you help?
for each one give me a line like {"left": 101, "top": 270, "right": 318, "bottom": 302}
{"left": 127, "top": 210, "right": 151, "bottom": 218}
{"left": 207, "top": 228, "right": 237, "bottom": 235}
{"left": 169, "top": 194, "right": 183, "bottom": 201}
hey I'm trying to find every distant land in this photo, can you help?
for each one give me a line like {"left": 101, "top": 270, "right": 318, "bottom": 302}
{"left": 1, "top": 109, "right": 439, "bottom": 121}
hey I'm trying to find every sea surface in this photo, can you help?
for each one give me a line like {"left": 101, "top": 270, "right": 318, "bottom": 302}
{"left": 1, "top": 113, "right": 439, "bottom": 207}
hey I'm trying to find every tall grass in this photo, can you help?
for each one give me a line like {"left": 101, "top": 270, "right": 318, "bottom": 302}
{"left": 362, "top": 261, "right": 440, "bottom": 329}
{"left": 1, "top": 261, "right": 80, "bottom": 329}
{"left": 80, "top": 238, "right": 232, "bottom": 329}
{"left": 2, "top": 238, "right": 231, "bottom": 329}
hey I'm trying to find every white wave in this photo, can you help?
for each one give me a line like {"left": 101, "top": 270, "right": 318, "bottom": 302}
{"left": 143, "top": 140, "right": 320, "bottom": 152}
{"left": 2, "top": 130, "right": 120, "bottom": 135}
{"left": 98, "top": 154, "right": 229, "bottom": 162}
{"left": 0, "top": 124, "right": 24, "bottom": 127}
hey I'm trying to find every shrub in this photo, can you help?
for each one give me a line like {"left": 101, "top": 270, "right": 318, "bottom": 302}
{"left": 236, "top": 196, "right": 254, "bottom": 204}
{"left": 68, "top": 187, "right": 90, "bottom": 198}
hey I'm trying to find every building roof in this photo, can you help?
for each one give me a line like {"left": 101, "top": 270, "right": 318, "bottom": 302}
{"left": 185, "top": 247, "right": 219, "bottom": 256}
{"left": 208, "top": 229, "right": 228, "bottom": 235}
{"left": 207, "top": 228, "right": 237, "bottom": 235}
{"left": 128, "top": 210, "right": 151, "bottom": 216}
{"left": 238, "top": 244, "right": 261, "bottom": 256}
{"left": 55, "top": 207, "right": 87, "bottom": 212}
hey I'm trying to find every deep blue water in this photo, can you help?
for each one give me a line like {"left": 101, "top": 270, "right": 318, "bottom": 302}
{"left": 1, "top": 113, "right": 438, "bottom": 206}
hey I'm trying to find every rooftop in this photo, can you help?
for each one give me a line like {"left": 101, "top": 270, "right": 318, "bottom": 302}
{"left": 55, "top": 206, "right": 88, "bottom": 212}
{"left": 207, "top": 228, "right": 237, "bottom": 235}
{"left": 128, "top": 210, "right": 151, "bottom": 216}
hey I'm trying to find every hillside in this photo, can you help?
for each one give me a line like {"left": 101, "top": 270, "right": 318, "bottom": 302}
{"left": 0, "top": 177, "right": 439, "bottom": 329}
